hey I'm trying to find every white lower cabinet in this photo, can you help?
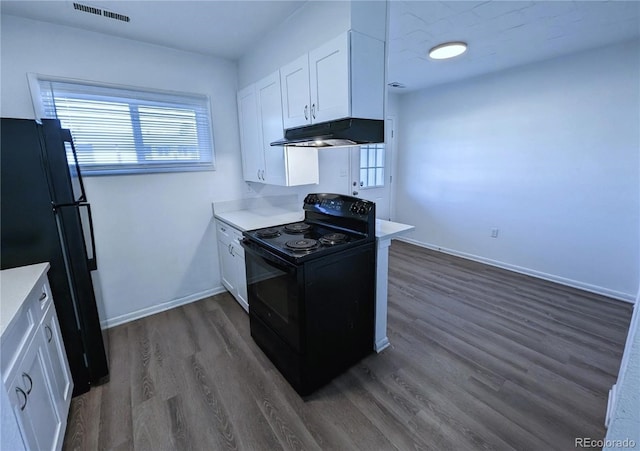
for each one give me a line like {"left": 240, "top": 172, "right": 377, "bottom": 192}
{"left": 1, "top": 263, "right": 73, "bottom": 451}
{"left": 217, "top": 220, "right": 248, "bottom": 312}
{"left": 41, "top": 304, "right": 73, "bottom": 417}
{"left": 8, "top": 332, "right": 63, "bottom": 451}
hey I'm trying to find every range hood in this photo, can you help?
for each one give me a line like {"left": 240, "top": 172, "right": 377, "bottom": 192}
{"left": 271, "top": 118, "right": 384, "bottom": 148}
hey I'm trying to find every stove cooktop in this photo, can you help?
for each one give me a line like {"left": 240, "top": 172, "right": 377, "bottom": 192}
{"left": 243, "top": 221, "right": 370, "bottom": 263}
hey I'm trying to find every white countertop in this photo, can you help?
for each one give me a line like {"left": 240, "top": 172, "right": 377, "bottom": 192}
{"left": 213, "top": 200, "right": 414, "bottom": 241}
{"left": 215, "top": 208, "right": 304, "bottom": 231}
{"left": 0, "top": 262, "right": 50, "bottom": 336}
{"left": 376, "top": 219, "right": 415, "bottom": 240}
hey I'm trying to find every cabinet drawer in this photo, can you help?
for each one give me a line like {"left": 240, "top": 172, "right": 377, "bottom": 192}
{"left": 1, "top": 306, "right": 36, "bottom": 381}
{"left": 216, "top": 221, "right": 233, "bottom": 242}
{"left": 2, "top": 275, "right": 50, "bottom": 381}
{"left": 33, "top": 279, "right": 52, "bottom": 320}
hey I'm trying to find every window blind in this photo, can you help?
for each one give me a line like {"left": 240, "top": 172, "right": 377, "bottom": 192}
{"left": 37, "top": 79, "right": 215, "bottom": 175}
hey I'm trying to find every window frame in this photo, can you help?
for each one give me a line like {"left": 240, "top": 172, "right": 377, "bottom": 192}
{"left": 358, "top": 143, "right": 385, "bottom": 189}
{"left": 28, "top": 73, "right": 216, "bottom": 176}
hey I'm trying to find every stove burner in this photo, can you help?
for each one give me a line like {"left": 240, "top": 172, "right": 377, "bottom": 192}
{"left": 319, "top": 232, "right": 348, "bottom": 246}
{"left": 285, "top": 238, "right": 319, "bottom": 251}
{"left": 256, "top": 227, "right": 281, "bottom": 238}
{"left": 284, "top": 222, "right": 312, "bottom": 234}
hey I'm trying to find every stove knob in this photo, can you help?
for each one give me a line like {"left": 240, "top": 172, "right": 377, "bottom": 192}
{"left": 358, "top": 206, "right": 367, "bottom": 215}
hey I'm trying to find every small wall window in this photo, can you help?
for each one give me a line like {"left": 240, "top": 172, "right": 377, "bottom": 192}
{"left": 359, "top": 143, "right": 385, "bottom": 188}
{"left": 33, "top": 76, "right": 215, "bottom": 175}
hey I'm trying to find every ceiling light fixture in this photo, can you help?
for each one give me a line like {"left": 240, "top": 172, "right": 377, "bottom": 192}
{"left": 428, "top": 42, "right": 467, "bottom": 60}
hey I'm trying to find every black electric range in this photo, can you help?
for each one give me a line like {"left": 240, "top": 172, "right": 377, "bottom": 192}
{"left": 242, "top": 220, "right": 370, "bottom": 264}
{"left": 240, "top": 193, "right": 376, "bottom": 396}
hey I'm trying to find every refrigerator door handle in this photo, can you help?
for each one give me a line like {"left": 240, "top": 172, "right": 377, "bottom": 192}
{"left": 79, "top": 203, "right": 98, "bottom": 271}
{"left": 61, "top": 128, "right": 87, "bottom": 204}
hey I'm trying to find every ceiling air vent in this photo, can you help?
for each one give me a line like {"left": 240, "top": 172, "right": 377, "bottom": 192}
{"left": 73, "top": 2, "right": 101, "bottom": 16}
{"left": 72, "top": 2, "right": 130, "bottom": 23}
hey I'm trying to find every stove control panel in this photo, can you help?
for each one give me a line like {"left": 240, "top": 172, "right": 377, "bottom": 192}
{"left": 350, "top": 202, "right": 372, "bottom": 216}
{"left": 304, "top": 193, "right": 374, "bottom": 218}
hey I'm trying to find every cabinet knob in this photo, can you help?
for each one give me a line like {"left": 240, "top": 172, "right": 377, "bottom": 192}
{"left": 304, "top": 105, "right": 309, "bottom": 120}
{"left": 15, "top": 387, "right": 27, "bottom": 411}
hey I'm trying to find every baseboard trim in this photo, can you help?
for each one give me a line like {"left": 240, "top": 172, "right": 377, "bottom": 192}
{"left": 606, "top": 383, "right": 617, "bottom": 428}
{"left": 102, "top": 286, "right": 228, "bottom": 329}
{"left": 397, "top": 238, "right": 636, "bottom": 304}
{"left": 375, "top": 337, "right": 391, "bottom": 353}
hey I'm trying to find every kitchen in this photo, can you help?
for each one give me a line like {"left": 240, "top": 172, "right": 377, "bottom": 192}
{"left": 1, "top": 0, "right": 638, "bottom": 450}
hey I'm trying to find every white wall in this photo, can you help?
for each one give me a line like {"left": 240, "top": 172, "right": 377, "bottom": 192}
{"left": 395, "top": 40, "right": 640, "bottom": 300}
{"left": 1, "top": 15, "right": 245, "bottom": 325}
{"left": 237, "top": 1, "right": 352, "bottom": 89}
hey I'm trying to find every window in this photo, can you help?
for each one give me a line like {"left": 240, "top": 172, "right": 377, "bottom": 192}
{"left": 34, "top": 77, "right": 214, "bottom": 175}
{"left": 359, "top": 143, "right": 385, "bottom": 188}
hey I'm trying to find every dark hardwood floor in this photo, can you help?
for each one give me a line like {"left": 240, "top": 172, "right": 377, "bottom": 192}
{"left": 63, "top": 241, "right": 633, "bottom": 450}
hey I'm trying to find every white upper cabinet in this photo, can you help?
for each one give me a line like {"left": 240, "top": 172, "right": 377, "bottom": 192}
{"left": 280, "top": 31, "right": 385, "bottom": 130}
{"left": 237, "top": 85, "right": 264, "bottom": 183}
{"left": 237, "top": 71, "right": 319, "bottom": 186}
{"left": 280, "top": 55, "right": 312, "bottom": 130}
{"left": 257, "top": 72, "right": 287, "bottom": 186}
{"left": 309, "top": 33, "right": 350, "bottom": 124}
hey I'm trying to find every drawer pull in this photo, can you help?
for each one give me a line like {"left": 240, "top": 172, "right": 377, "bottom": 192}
{"left": 39, "top": 291, "right": 47, "bottom": 301}
{"left": 22, "top": 373, "right": 33, "bottom": 395}
{"left": 15, "top": 387, "right": 27, "bottom": 411}
{"left": 221, "top": 227, "right": 226, "bottom": 232}
{"left": 45, "top": 325, "right": 53, "bottom": 343}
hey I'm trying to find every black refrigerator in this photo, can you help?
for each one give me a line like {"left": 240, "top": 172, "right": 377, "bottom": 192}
{"left": 1, "top": 117, "right": 109, "bottom": 396}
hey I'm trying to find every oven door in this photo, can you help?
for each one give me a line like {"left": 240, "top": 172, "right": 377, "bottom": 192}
{"left": 242, "top": 240, "right": 303, "bottom": 352}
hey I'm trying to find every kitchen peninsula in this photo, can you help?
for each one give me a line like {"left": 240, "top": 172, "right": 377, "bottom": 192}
{"left": 212, "top": 195, "right": 414, "bottom": 352}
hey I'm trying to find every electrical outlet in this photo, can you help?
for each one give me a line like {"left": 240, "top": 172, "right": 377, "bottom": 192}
{"left": 491, "top": 228, "right": 499, "bottom": 238}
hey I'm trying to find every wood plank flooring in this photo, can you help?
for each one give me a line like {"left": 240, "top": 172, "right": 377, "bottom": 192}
{"left": 63, "top": 241, "right": 633, "bottom": 451}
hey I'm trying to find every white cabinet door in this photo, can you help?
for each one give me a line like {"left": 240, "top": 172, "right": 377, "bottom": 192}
{"left": 219, "top": 237, "right": 237, "bottom": 295}
{"left": 41, "top": 305, "right": 73, "bottom": 418}
{"left": 216, "top": 221, "right": 249, "bottom": 312}
{"left": 256, "top": 72, "right": 286, "bottom": 186}
{"left": 9, "top": 332, "right": 63, "bottom": 451}
{"left": 280, "top": 54, "right": 311, "bottom": 129}
{"left": 217, "top": 223, "right": 237, "bottom": 295}
{"left": 230, "top": 241, "right": 249, "bottom": 313}
{"left": 309, "top": 33, "right": 350, "bottom": 124}
{"left": 237, "top": 85, "right": 264, "bottom": 182}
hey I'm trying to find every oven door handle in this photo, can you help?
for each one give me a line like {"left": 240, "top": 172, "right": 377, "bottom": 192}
{"left": 241, "top": 238, "right": 296, "bottom": 273}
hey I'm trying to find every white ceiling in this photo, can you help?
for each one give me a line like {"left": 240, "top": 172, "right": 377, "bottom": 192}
{"left": 1, "top": 1, "right": 639, "bottom": 91}
{"left": 0, "top": 0, "right": 308, "bottom": 60}
{"left": 389, "top": 1, "right": 640, "bottom": 91}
